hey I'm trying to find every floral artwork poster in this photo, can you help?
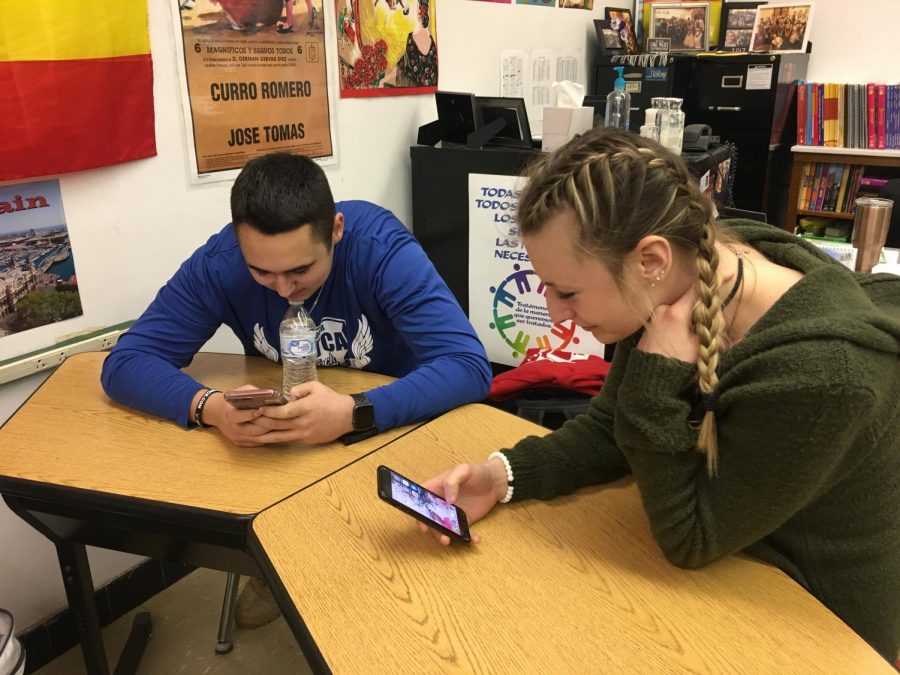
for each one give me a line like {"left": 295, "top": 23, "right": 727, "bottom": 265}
{"left": 336, "top": 0, "right": 438, "bottom": 97}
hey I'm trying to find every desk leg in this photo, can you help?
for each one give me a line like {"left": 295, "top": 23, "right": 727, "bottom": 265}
{"left": 56, "top": 541, "right": 153, "bottom": 675}
{"left": 56, "top": 541, "right": 111, "bottom": 675}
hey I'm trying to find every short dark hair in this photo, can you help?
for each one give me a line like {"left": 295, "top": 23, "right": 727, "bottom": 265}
{"left": 230, "top": 152, "right": 335, "bottom": 245}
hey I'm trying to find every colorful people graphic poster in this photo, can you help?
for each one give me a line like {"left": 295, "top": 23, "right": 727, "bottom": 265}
{"left": 468, "top": 174, "right": 604, "bottom": 367}
{"left": 173, "top": 0, "right": 336, "bottom": 183}
{"left": 0, "top": 180, "right": 82, "bottom": 339}
{"left": 335, "top": 0, "right": 438, "bottom": 97}
{"left": 516, "top": 0, "right": 554, "bottom": 6}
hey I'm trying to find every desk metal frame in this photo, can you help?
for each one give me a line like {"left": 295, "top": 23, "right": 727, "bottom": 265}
{"left": 1, "top": 481, "right": 259, "bottom": 675}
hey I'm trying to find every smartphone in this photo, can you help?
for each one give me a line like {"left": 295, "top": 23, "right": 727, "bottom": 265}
{"left": 222, "top": 388, "right": 286, "bottom": 409}
{"left": 377, "top": 465, "right": 471, "bottom": 543}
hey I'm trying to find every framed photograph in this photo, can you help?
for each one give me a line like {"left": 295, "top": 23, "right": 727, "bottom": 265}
{"left": 649, "top": 2, "right": 711, "bottom": 52}
{"left": 718, "top": 1, "right": 764, "bottom": 52}
{"left": 750, "top": 3, "right": 813, "bottom": 53}
{"left": 594, "top": 19, "right": 625, "bottom": 55}
{"left": 604, "top": 7, "right": 639, "bottom": 54}
{"left": 472, "top": 96, "right": 533, "bottom": 149}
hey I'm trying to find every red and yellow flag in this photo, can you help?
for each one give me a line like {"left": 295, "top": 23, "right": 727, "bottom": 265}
{"left": 0, "top": 3, "right": 156, "bottom": 181}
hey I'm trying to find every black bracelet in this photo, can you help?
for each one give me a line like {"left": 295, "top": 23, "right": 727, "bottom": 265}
{"left": 194, "top": 388, "right": 220, "bottom": 428}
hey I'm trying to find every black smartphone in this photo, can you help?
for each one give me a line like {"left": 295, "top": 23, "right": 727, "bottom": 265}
{"left": 223, "top": 388, "right": 286, "bottom": 409}
{"left": 377, "top": 465, "right": 471, "bottom": 543}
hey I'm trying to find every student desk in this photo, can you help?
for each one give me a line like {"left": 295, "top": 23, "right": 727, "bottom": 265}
{"left": 252, "top": 404, "right": 894, "bottom": 674}
{"left": 0, "top": 351, "right": 416, "bottom": 675}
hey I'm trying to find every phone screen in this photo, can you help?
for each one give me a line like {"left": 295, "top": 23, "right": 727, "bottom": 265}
{"left": 377, "top": 465, "right": 470, "bottom": 542}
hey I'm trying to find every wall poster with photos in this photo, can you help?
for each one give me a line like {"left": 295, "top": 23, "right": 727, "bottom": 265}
{"left": 719, "top": 2, "right": 764, "bottom": 52}
{"left": 750, "top": 3, "right": 813, "bottom": 53}
{"left": 649, "top": 2, "right": 711, "bottom": 52}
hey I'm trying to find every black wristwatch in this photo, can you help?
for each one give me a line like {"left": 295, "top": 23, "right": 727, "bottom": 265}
{"left": 350, "top": 392, "right": 375, "bottom": 431}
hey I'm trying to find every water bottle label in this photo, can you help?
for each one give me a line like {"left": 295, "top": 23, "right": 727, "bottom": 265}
{"left": 282, "top": 337, "right": 316, "bottom": 358}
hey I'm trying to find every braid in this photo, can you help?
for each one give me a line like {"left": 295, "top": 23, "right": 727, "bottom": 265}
{"left": 693, "top": 218, "right": 724, "bottom": 475}
{"left": 517, "top": 129, "right": 728, "bottom": 477}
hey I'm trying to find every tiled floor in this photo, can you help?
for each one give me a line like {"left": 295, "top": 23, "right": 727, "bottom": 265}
{"left": 35, "top": 568, "right": 312, "bottom": 675}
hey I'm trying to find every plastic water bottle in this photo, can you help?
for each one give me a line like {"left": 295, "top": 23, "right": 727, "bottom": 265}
{"left": 280, "top": 302, "right": 318, "bottom": 398}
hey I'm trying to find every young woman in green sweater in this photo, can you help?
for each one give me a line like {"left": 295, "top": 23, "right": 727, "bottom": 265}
{"left": 417, "top": 128, "right": 900, "bottom": 663}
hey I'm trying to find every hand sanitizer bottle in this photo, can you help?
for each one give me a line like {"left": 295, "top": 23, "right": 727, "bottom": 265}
{"left": 604, "top": 66, "right": 631, "bottom": 131}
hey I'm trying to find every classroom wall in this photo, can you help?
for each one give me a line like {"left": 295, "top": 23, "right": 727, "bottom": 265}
{"left": 2, "top": 0, "right": 898, "bottom": 635}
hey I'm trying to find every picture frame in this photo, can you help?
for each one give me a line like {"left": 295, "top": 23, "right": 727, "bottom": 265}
{"left": 594, "top": 19, "right": 625, "bottom": 56}
{"left": 718, "top": 1, "right": 764, "bottom": 52}
{"left": 472, "top": 96, "right": 533, "bottom": 149}
{"left": 433, "top": 91, "right": 477, "bottom": 145}
{"left": 750, "top": 3, "right": 814, "bottom": 54}
{"left": 649, "top": 2, "right": 711, "bottom": 52}
{"left": 604, "top": 7, "right": 639, "bottom": 54}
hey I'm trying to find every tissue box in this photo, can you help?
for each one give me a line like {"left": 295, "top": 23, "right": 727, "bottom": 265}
{"left": 541, "top": 107, "right": 595, "bottom": 152}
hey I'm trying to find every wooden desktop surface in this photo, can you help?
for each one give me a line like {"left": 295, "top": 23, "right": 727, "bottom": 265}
{"left": 253, "top": 404, "right": 894, "bottom": 674}
{"left": 0, "top": 352, "right": 413, "bottom": 515}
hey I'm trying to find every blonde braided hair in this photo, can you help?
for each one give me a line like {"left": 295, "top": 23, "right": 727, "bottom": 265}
{"left": 518, "top": 128, "right": 731, "bottom": 475}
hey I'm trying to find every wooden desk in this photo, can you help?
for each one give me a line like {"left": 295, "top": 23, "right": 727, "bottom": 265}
{"left": 252, "top": 404, "right": 894, "bottom": 674}
{"left": 0, "top": 351, "right": 415, "bottom": 675}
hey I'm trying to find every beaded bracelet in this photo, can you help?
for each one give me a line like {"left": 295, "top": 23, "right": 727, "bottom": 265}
{"left": 194, "top": 388, "right": 220, "bottom": 428}
{"left": 487, "top": 451, "right": 515, "bottom": 504}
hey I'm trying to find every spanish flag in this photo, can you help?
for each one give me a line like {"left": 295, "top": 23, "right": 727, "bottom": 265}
{"left": 0, "top": 3, "right": 156, "bottom": 181}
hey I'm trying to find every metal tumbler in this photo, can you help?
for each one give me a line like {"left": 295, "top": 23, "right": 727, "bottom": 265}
{"left": 852, "top": 197, "right": 893, "bottom": 273}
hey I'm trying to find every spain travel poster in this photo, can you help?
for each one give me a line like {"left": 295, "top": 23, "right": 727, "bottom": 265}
{"left": 173, "top": 0, "right": 336, "bottom": 182}
{"left": 0, "top": 180, "right": 82, "bottom": 340}
{"left": 467, "top": 174, "right": 604, "bottom": 367}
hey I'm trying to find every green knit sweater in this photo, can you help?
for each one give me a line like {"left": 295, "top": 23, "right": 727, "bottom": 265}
{"left": 503, "top": 223, "right": 900, "bottom": 663}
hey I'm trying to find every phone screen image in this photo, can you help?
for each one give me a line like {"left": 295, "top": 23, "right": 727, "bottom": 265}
{"left": 377, "top": 465, "right": 470, "bottom": 542}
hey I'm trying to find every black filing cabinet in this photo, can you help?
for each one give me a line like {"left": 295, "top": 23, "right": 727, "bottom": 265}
{"left": 592, "top": 53, "right": 808, "bottom": 225}
{"left": 684, "top": 53, "right": 809, "bottom": 225}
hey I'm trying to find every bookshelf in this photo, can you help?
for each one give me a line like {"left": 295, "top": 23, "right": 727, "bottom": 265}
{"left": 784, "top": 146, "right": 900, "bottom": 233}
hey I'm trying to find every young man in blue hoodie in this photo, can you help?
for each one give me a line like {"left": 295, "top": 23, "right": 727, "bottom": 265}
{"left": 101, "top": 152, "right": 491, "bottom": 625}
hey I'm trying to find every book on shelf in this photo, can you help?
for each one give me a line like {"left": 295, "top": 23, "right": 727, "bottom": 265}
{"left": 867, "top": 83, "right": 877, "bottom": 148}
{"left": 796, "top": 81, "right": 807, "bottom": 146}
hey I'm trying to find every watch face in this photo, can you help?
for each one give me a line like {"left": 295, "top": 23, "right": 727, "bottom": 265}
{"left": 353, "top": 394, "right": 375, "bottom": 430}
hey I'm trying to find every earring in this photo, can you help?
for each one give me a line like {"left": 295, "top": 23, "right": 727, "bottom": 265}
{"left": 655, "top": 271, "right": 664, "bottom": 282}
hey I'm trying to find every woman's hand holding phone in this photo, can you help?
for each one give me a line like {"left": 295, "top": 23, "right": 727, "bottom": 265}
{"left": 416, "top": 457, "right": 510, "bottom": 545}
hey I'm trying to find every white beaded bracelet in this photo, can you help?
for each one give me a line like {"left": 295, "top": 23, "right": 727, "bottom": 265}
{"left": 488, "top": 451, "right": 515, "bottom": 504}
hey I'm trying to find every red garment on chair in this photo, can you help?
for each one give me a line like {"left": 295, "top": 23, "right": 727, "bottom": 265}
{"left": 489, "top": 349, "right": 611, "bottom": 402}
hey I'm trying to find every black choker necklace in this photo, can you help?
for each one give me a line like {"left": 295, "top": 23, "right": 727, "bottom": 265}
{"left": 721, "top": 252, "right": 744, "bottom": 309}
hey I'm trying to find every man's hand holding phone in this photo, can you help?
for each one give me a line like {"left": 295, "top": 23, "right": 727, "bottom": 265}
{"left": 196, "top": 385, "right": 286, "bottom": 447}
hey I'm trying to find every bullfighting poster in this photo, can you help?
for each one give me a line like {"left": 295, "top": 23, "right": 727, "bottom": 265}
{"left": 173, "top": 0, "right": 337, "bottom": 183}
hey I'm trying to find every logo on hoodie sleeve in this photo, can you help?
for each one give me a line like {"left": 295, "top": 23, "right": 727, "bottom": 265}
{"left": 253, "top": 323, "right": 279, "bottom": 362}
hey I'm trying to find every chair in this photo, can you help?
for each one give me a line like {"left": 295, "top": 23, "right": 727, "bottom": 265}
{"left": 880, "top": 179, "right": 900, "bottom": 249}
{"left": 719, "top": 206, "right": 768, "bottom": 223}
{"left": 498, "top": 387, "right": 592, "bottom": 430}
